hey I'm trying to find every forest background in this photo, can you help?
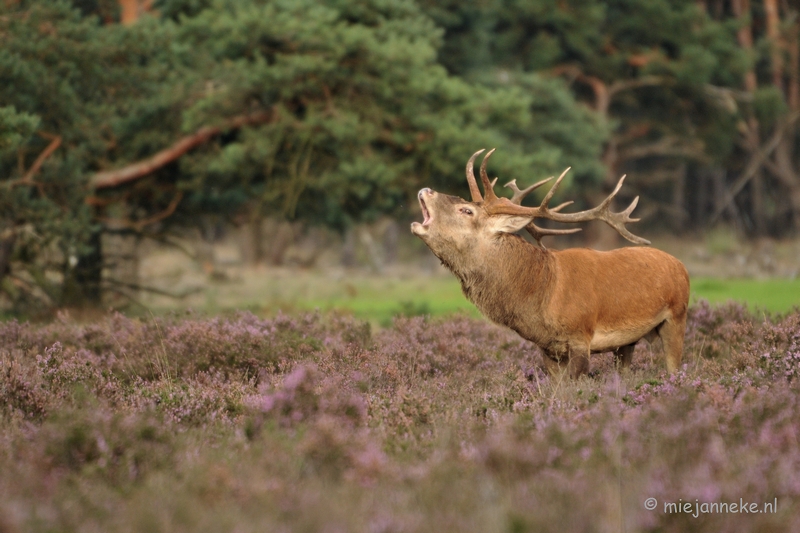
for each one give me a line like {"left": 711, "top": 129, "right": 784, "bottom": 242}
{"left": 2, "top": 0, "right": 800, "bottom": 313}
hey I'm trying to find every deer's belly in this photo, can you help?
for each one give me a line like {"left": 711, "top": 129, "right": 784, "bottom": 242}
{"left": 589, "top": 310, "right": 670, "bottom": 352}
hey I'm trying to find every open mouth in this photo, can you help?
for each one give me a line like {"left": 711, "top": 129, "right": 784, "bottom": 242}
{"left": 419, "top": 194, "right": 432, "bottom": 226}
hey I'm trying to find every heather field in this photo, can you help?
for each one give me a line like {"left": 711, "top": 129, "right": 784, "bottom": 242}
{"left": 1, "top": 302, "right": 799, "bottom": 532}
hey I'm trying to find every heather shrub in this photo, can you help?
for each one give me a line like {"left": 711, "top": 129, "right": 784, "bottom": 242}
{"left": 20, "top": 406, "right": 175, "bottom": 484}
{"left": 749, "top": 313, "right": 800, "bottom": 381}
{"left": 130, "top": 371, "right": 252, "bottom": 426}
{"left": 244, "top": 364, "right": 381, "bottom": 481}
{"left": 685, "top": 300, "right": 757, "bottom": 359}
{"left": 377, "top": 315, "right": 534, "bottom": 378}
{"left": 297, "top": 414, "right": 386, "bottom": 480}
{"left": 1, "top": 304, "right": 799, "bottom": 532}
{"left": 248, "top": 364, "right": 367, "bottom": 429}
{"left": 0, "top": 310, "right": 373, "bottom": 381}
{"left": 155, "top": 312, "right": 323, "bottom": 377}
{"left": 0, "top": 354, "right": 49, "bottom": 420}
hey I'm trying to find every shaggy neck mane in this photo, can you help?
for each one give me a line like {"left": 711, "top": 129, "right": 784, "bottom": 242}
{"left": 444, "top": 233, "right": 555, "bottom": 326}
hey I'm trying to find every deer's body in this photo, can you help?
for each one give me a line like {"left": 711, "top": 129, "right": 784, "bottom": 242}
{"left": 412, "top": 150, "right": 690, "bottom": 377}
{"left": 448, "top": 232, "right": 688, "bottom": 375}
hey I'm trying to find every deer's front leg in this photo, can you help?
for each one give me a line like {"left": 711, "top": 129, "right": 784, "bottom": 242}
{"left": 568, "top": 341, "right": 590, "bottom": 378}
{"left": 541, "top": 340, "right": 590, "bottom": 379}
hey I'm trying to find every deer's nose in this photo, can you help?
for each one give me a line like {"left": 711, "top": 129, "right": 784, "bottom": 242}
{"left": 419, "top": 188, "right": 433, "bottom": 197}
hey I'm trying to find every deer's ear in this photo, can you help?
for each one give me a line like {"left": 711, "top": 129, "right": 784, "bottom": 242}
{"left": 488, "top": 214, "right": 533, "bottom": 234}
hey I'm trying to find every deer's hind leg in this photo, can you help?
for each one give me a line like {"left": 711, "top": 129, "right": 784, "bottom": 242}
{"left": 658, "top": 314, "right": 687, "bottom": 373}
{"left": 613, "top": 342, "right": 636, "bottom": 371}
{"left": 541, "top": 353, "right": 569, "bottom": 377}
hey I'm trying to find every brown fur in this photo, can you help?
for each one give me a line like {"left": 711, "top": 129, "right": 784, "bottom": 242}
{"left": 411, "top": 189, "right": 690, "bottom": 378}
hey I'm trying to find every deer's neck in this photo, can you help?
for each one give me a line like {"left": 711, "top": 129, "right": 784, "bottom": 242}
{"left": 449, "top": 234, "right": 555, "bottom": 334}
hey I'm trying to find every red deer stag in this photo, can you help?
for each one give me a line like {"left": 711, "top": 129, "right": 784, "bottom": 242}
{"left": 411, "top": 149, "right": 689, "bottom": 377}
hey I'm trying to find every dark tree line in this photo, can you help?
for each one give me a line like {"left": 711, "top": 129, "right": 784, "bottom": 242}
{"left": 1, "top": 0, "right": 800, "bottom": 309}
{"left": 422, "top": 0, "right": 800, "bottom": 235}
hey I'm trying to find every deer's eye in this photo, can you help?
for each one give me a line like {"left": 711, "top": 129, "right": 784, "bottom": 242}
{"left": 459, "top": 207, "right": 473, "bottom": 216}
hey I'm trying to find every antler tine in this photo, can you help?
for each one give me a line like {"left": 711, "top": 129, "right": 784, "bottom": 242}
{"left": 525, "top": 223, "right": 582, "bottom": 250}
{"left": 490, "top": 177, "right": 498, "bottom": 189}
{"left": 539, "top": 167, "right": 571, "bottom": 211}
{"left": 469, "top": 152, "right": 649, "bottom": 245}
{"left": 465, "top": 149, "right": 486, "bottom": 202}
{"left": 539, "top": 174, "right": 651, "bottom": 245}
{"left": 550, "top": 201, "right": 573, "bottom": 213}
{"left": 479, "top": 148, "right": 499, "bottom": 202}
{"left": 505, "top": 176, "right": 554, "bottom": 205}
{"left": 621, "top": 194, "right": 640, "bottom": 218}
{"left": 501, "top": 172, "right": 582, "bottom": 248}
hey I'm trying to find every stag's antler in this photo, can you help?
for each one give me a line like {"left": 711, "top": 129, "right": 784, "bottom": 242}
{"left": 465, "top": 148, "right": 501, "bottom": 202}
{"left": 466, "top": 150, "right": 651, "bottom": 246}
{"left": 505, "top": 172, "right": 582, "bottom": 249}
{"left": 532, "top": 169, "right": 650, "bottom": 245}
{"left": 465, "top": 149, "right": 485, "bottom": 202}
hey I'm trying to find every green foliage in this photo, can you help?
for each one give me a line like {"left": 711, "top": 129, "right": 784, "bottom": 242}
{"left": 0, "top": 106, "right": 39, "bottom": 152}
{"left": 420, "top": 0, "right": 749, "bottom": 167}
{"left": 0, "top": 0, "right": 188, "bottom": 307}
{"left": 1, "top": 0, "right": 796, "bottom": 311}
{"left": 753, "top": 85, "right": 788, "bottom": 129}
{"left": 2, "top": 0, "right": 608, "bottom": 312}
{"left": 166, "top": 0, "right": 606, "bottom": 228}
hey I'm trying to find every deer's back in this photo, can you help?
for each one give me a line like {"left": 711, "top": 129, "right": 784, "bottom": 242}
{"left": 546, "top": 246, "right": 689, "bottom": 337}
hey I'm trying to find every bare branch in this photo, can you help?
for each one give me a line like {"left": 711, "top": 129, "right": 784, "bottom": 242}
{"left": 710, "top": 111, "right": 800, "bottom": 224}
{"left": 91, "top": 109, "right": 276, "bottom": 189}
{"left": 552, "top": 65, "right": 670, "bottom": 114}
{"left": 607, "top": 76, "right": 670, "bottom": 99}
{"left": 23, "top": 135, "right": 61, "bottom": 182}
{"left": 97, "top": 191, "right": 184, "bottom": 232}
{"left": 2, "top": 135, "right": 61, "bottom": 192}
{"left": 618, "top": 136, "right": 709, "bottom": 163}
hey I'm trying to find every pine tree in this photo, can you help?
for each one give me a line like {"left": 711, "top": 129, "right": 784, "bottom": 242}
{"left": 1, "top": 0, "right": 607, "bottom": 310}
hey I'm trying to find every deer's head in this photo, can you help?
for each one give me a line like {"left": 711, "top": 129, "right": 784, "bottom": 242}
{"left": 410, "top": 152, "right": 532, "bottom": 262}
{"left": 411, "top": 149, "right": 649, "bottom": 264}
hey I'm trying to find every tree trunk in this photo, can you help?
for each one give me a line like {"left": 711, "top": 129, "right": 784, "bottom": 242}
{"left": 791, "top": 189, "right": 800, "bottom": 233}
{"left": 788, "top": 22, "right": 799, "bottom": 112}
{"left": 712, "top": 168, "right": 742, "bottom": 230}
{"left": 750, "top": 171, "right": 766, "bottom": 235}
{"left": 732, "top": 0, "right": 768, "bottom": 234}
{"left": 383, "top": 219, "right": 399, "bottom": 265}
{"left": 119, "top": 0, "right": 153, "bottom": 25}
{"left": 101, "top": 230, "right": 140, "bottom": 308}
{"left": 695, "top": 168, "right": 709, "bottom": 227}
{"left": 249, "top": 212, "right": 265, "bottom": 265}
{"left": 341, "top": 226, "right": 357, "bottom": 268}
{"left": 0, "top": 228, "right": 15, "bottom": 287}
{"left": 266, "top": 220, "right": 298, "bottom": 266}
{"left": 732, "top": 0, "right": 758, "bottom": 93}
{"left": 672, "top": 162, "right": 687, "bottom": 232}
{"left": 773, "top": 140, "right": 800, "bottom": 231}
{"left": 359, "top": 226, "right": 383, "bottom": 273}
{"left": 62, "top": 229, "right": 103, "bottom": 306}
{"left": 764, "top": 0, "right": 784, "bottom": 91}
